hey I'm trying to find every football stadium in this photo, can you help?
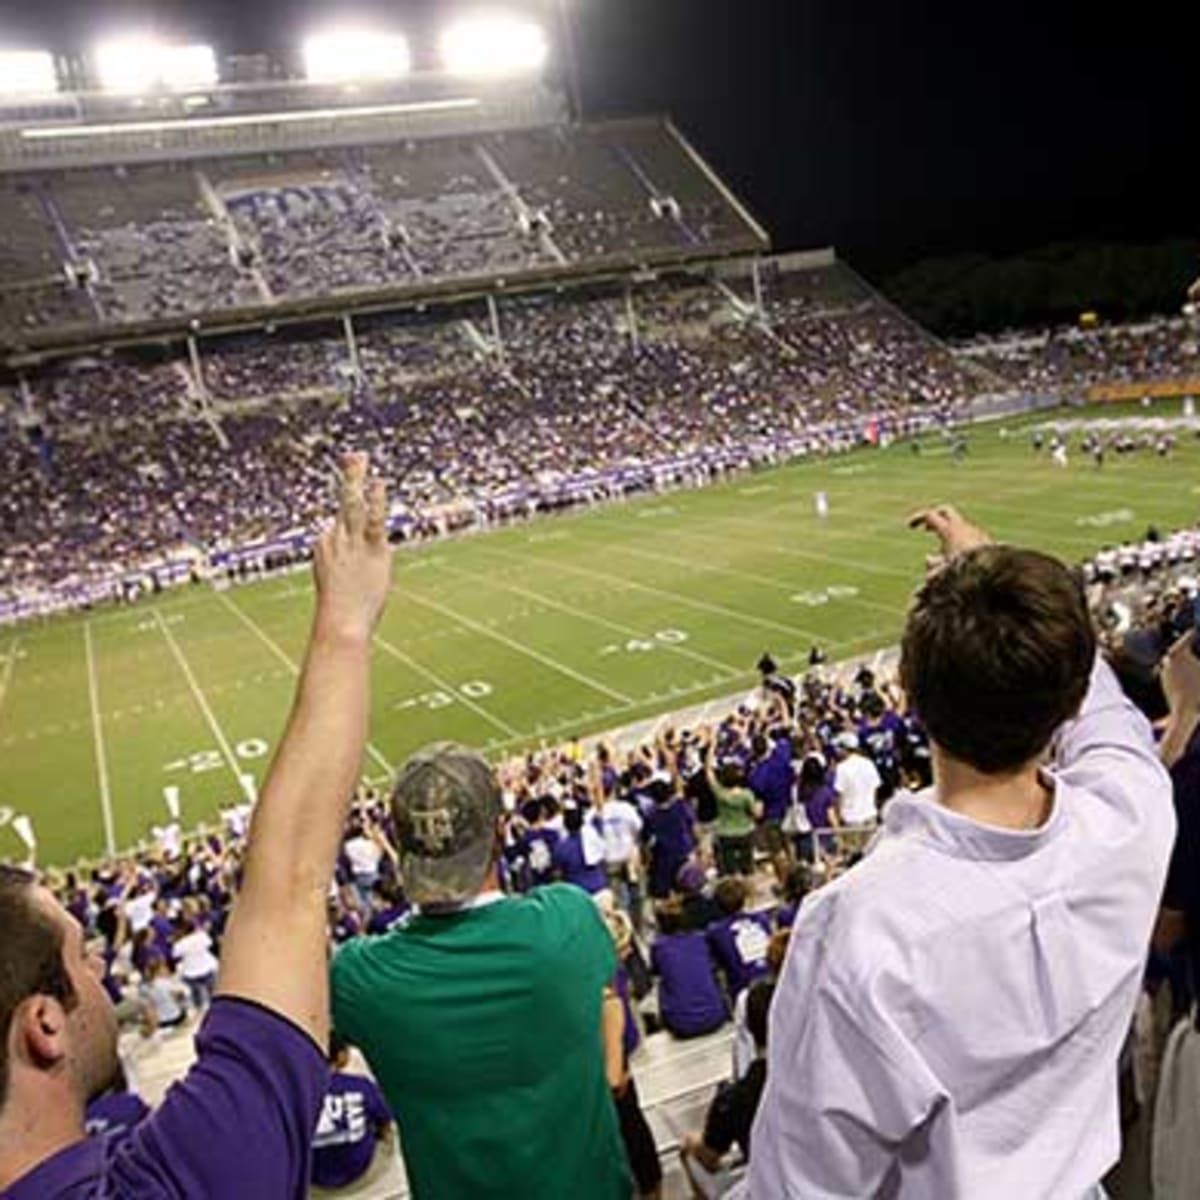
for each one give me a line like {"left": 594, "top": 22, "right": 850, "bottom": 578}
{"left": 0, "top": 6, "right": 1197, "bottom": 1199}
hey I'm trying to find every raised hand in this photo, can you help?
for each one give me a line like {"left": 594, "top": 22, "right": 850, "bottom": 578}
{"left": 313, "top": 452, "right": 393, "bottom": 644}
{"left": 907, "top": 505, "right": 992, "bottom": 561}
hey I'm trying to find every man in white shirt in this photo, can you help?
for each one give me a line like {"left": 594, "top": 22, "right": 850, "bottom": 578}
{"left": 172, "top": 920, "right": 219, "bottom": 1011}
{"left": 343, "top": 824, "right": 384, "bottom": 911}
{"left": 750, "top": 506, "right": 1176, "bottom": 1200}
{"left": 123, "top": 883, "right": 156, "bottom": 936}
{"left": 597, "top": 785, "right": 644, "bottom": 929}
{"left": 832, "top": 733, "right": 882, "bottom": 826}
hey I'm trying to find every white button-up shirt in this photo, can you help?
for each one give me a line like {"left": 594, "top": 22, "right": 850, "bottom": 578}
{"left": 750, "top": 657, "right": 1175, "bottom": 1199}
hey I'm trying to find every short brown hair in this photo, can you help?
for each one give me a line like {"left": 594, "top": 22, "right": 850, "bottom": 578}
{"left": 900, "top": 546, "right": 1094, "bottom": 774}
{"left": 714, "top": 877, "right": 748, "bottom": 915}
{"left": 0, "top": 868, "right": 76, "bottom": 1109}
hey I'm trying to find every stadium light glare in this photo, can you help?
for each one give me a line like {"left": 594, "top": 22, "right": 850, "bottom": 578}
{"left": 0, "top": 50, "right": 58, "bottom": 96}
{"left": 440, "top": 13, "right": 549, "bottom": 77}
{"left": 94, "top": 38, "right": 218, "bottom": 92}
{"left": 302, "top": 29, "right": 411, "bottom": 84}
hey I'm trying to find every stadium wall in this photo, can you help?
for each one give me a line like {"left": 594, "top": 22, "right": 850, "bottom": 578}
{"left": 1087, "top": 378, "right": 1200, "bottom": 403}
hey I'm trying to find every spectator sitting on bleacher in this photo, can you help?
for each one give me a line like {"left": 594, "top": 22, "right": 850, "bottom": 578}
{"left": 311, "top": 1035, "right": 394, "bottom": 1193}
{"left": 749, "top": 505, "right": 1177, "bottom": 1199}
{"left": 330, "top": 743, "right": 631, "bottom": 1199}
{"left": 681, "top": 980, "right": 775, "bottom": 1200}
{"left": 650, "top": 900, "right": 728, "bottom": 1039}
{"left": 705, "top": 879, "right": 772, "bottom": 1001}
{"left": 0, "top": 452, "right": 395, "bottom": 1198}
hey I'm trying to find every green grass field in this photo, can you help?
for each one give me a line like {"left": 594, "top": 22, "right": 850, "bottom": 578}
{"left": 2, "top": 403, "right": 1197, "bottom": 866}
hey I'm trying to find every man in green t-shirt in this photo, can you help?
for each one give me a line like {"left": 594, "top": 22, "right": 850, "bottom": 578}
{"left": 331, "top": 743, "right": 632, "bottom": 1200}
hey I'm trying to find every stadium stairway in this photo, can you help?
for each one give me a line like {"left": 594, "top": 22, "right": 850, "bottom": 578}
{"left": 119, "top": 1013, "right": 735, "bottom": 1198}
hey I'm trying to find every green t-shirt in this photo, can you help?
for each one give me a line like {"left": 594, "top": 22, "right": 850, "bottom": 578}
{"left": 331, "top": 884, "right": 630, "bottom": 1200}
{"left": 712, "top": 780, "right": 757, "bottom": 839}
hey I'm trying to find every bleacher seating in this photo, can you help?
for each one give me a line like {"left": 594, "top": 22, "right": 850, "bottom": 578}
{"left": 0, "top": 119, "right": 765, "bottom": 346}
{"left": 953, "top": 317, "right": 1200, "bottom": 393}
{"left": 0, "top": 261, "right": 968, "bottom": 607}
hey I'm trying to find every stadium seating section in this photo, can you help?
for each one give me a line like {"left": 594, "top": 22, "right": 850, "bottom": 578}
{"left": 1, "top": 262, "right": 982, "bottom": 604}
{"left": 0, "top": 119, "right": 763, "bottom": 342}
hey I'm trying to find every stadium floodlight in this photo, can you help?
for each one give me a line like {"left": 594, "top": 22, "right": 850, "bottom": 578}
{"left": 302, "top": 29, "right": 411, "bottom": 84}
{"left": 0, "top": 50, "right": 57, "bottom": 96}
{"left": 94, "top": 38, "right": 218, "bottom": 92}
{"left": 440, "top": 13, "right": 549, "bottom": 77}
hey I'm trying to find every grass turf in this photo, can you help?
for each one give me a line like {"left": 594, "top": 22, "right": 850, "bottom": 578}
{"left": 2, "top": 401, "right": 1197, "bottom": 866}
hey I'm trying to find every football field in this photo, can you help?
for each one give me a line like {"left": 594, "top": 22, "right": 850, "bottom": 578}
{"left": 2, "top": 403, "right": 1197, "bottom": 866}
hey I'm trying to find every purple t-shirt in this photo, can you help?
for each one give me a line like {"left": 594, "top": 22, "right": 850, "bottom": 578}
{"left": 367, "top": 902, "right": 411, "bottom": 936}
{"left": 802, "top": 782, "right": 837, "bottom": 830}
{"left": 520, "top": 828, "right": 561, "bottom": 887}
{"left": 749, "top": 738, "right": 794, "bottom": 824}
{"left": 84, "top": 1092, "right": 150, "bottom": 1140}
{"left": 651, "top": 931, "right": 728, "bottom": 1037}
{"left": 310, "top": 1071, "right": 392, "bottom": 1190}
{"left": 2, "top": 997, "right": 327, "bottom": 1199}
{"left": 645, "top": 800, "right": 696, "bottom": 898}
{"left": 552, "top": 832, "right": 608, "bottom": 895}
{"left": 706, "top": 911, "right": 773, "bottom": 998}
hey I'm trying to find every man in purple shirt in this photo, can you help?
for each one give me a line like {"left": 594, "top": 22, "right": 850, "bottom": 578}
{"left": 0, "top": 453, "right": 394, "bottom": 1199}
{"left": 644, "top": 788, "right": 696, "bottom": 899}
{"left": 553, "top": 803, "right": 608, "bottom": 895}
{"left": 516, "top": 798, "right": 560, "bottom": 889}
{"left": 705, "top": 878, "right": 773, "bottom": 1000}
{"left": 311, "top": 1037, "right": 394, "bottom": 1190}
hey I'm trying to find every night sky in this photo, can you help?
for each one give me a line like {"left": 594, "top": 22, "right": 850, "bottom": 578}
{"left": 2, "top": 0, "right": 1194, "bottom": 277}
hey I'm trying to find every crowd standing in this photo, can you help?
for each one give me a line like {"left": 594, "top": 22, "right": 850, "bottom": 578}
{"left": 3, "top": 452, "right": 1200, "bottom": 1197}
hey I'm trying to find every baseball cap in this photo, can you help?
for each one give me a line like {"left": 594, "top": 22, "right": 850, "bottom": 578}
{"left": 390, "top": 743, "right": 502, "bottom": 910}
{"left": 834, "top": 731, "right": 860, "bottom": 751}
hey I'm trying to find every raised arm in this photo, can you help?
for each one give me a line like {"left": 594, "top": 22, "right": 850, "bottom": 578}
{"left": 216, "top": 453, "right": 392, "bottom": 1045}
{"left": 1158, "top": 631, "right": 1200, "bottom": 768}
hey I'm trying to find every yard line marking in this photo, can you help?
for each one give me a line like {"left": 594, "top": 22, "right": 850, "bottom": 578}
{"left": 430, "top": 559, "right": 745, "bottom": 677}
{"left": 0, "top": 636, "right": 21, "bottom": 726}
{"left": 216, "top": 592, "right": 394, "bottom": 776}
{"left": 83, "top": 622, "right": 117, "bottom": 858}
{"left": 152, "top": 608, "right": 250, "bottom": 799}
{"left": 478, "top": 545, "right": 842, "bottom": 647}
{"left": 591, "top": 506, "right": 915, "bottom": 581}
{"left": 595, "top": 537, "right": 910, "bottom": 617}
{"left": 394, "top": 586, "right": 636, "bottom": 705}
{"left": 373, "top": 633, "right": 523, "bottom": 740}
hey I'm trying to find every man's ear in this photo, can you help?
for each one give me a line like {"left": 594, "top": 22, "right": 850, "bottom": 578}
{"left": 16, "top": 994, "right": 71, "bottom": 1073}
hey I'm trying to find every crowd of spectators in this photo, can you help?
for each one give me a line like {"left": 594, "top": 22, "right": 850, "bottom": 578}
{"left": 0, "top": 267, "right": 968, "bottom": 615}
{"left": 32, "top": 646, "right": 926, "bottom": 1192}
{"left": 954, "top": 314, "right": 1199, "bottom": 393}
{"left": 4, "top": 465, "right": 1198, "bottom": 1196}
